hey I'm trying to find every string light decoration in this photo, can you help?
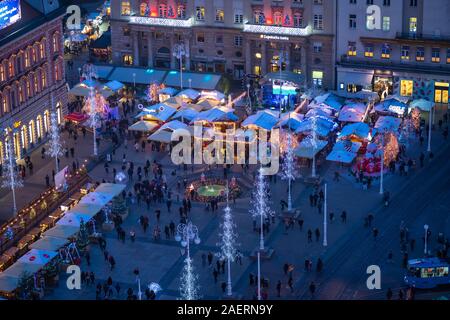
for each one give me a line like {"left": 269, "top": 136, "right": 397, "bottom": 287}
{"left": 250, "top": 168, "right": 274, "bottom": 251}
{"left": 379, "top": 132, "right": 399, "bottom": 166}
{"left": 46, "top": 110, "right": 65, "bottom": 172}
{"left": 216, "top": 187, "right": 241, "bottom": 296}
{"left": 82, "top": 63, "right": 100, "bottom": 156}
{"left": 179, "top": 256, "right": 200, "bottom": 300}
{"left": 1, "top": 137, "right": 24, "bottom": 215}
{"left": 280, "top": 132, "right": 298, "bottom": 211}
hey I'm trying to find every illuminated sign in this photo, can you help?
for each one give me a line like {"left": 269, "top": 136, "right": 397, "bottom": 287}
{"left": 243, "top": 23, "right": 311, "bottom": 36}
{"left": 260, "top": 35, "right": 289, "bottom": 41}
{"left": 0, "top": 0, "right": 21, "bottom": 31}
{"left": 129, "top": 16, "right": 193, "bottom": 28}
{"left": 273, "top": 85, "right": 298, "bottom": 96}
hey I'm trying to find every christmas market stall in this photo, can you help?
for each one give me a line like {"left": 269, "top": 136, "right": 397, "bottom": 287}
{"left": 158, "top": 87, "right": 179, "bottom": 102}
{"left": 176, "top": 89, "right": 201, "bottom": 102}
{"left": 29, "top": 237, "right": 69, "bottom": 252}
{"left": 374, "top": 98, "right": 408, "bottom": 117}
{"left": 278, "top": 112, "right": 304, "bottom": 131}
{"left": 128, "top": 120, "right": 159, "bottom": 133}
{"left": 375, "top": 116, "right": 402, "bottom": 134}
{"left": 294, "top": 139, "right": 328, "bottom": 159}
{"left": 242, "top": 110, "right": 279, "bottom": 132}
{"left": 338, "top": 103, "right": 368, "bottom": 123}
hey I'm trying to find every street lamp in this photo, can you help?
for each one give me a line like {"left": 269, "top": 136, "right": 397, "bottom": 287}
{"left": 82, "top": 63, "right": 99, "bottom": 156}
{"left": 379, "top": 131, "right": 386, "bottom": 195}
{"left": 173, "top": 42, "right": 190, "bottom": 90}
{"left": 424, "top": 224, "right": 429, "bottom": 255}
{"left": 427, "top": 106, "right": 433, "bottom": 153}
{"left": 246, "top": 83, "right": 252, "bottom": 111}
{"left": 323, "top": 183, "right": 328, "bottom": 247}
{"left": 132, "top": 72, "right": 136, "bottom": 94}
{"left": 188, "top": 78, "right": 192, "bottom": 89}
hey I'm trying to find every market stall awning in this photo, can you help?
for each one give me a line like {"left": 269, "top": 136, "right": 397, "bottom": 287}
{"left": 338, "top": 103, "right": 367, "bottom": 123}
{"left": 295, "top": 117, "right": 337, "bottom": 137}
{"left": 294, "top": 139, "right": 328, "bottom": 159}
{"left": 29, "top": 237, "right": 68, "bottom": 252}
{"left": 199, "top": 90, "right": 225, "bottom": 102}
{"left": 176, "top": 89, "right": 201, "bottom": 100}
{"left": 93, "top": 65, "right": 114, "bottom": 79}
{"left": 56, "top": 212, "right": 94, "bottom": 227}
{"left": 263, "top": 71, "right": 304, "bottom": 87}
{"left": 338, "top": 123, "right": 371, "bottom": 140}
{"left": 128, "top": 120, "right": 160, "bottom": 132}
{"left": 18, "top": 249, "right": 58, "bottom": 267}
{"left": 67, "top": 202, "right": 103, "bottom": 217}
{"left": 1, "top": 261, "right": 43, "bottom": 278}
{"left": 165, "top": 72, "right": 222, "bottom": 90}
{"left": 104, "top": 80, "right": 124, "bottom": 92}
{"left": 197, "top": 99, "right": 220, "bottom": 110}
{"left": 108, "top": 67, "right": 166, "bottom": 85}
{"left": 242, "top": 110, "right": 279, "bottom": 131}
{"left": 78, "top": 192, "right": 111, "bottom": 207}
{"left": 158, "top": 120, "right": 188, "bottom": 131}
{"left": 305, "top": 107, "right": 334, "bottom": 119}
{"left": 326, "top": 150, "right": 357, "bottom": 164}
{"left": 193, "top": 107, "right": 239, "bottom": 123}
{"left": 140, "top": 103, "right": 178, "bottom": 122}
{"left": 375, "top": 99, "right": 407, "bottom": 115}
{"left": 0, "top": 274, "right": 19, "bottom": 293}
{"left": 95, "top": 183, "right": 126, "bottom": 198}
{"left": 64, "top": 112, "right": 89, "bottom": 123}
{"left": 148, "top": 130, "right": 174, "bottom": 144}
{"left": 278, "top": 112, "right": 304, "bottom": 130}
{"left": 172, "top": 108, "right": 199, "bottom": 122}
{"left": 410, "top": 99, "right": 434, "bottom": 112}
{"left": 43, "top": 225, "right": 80, "bottom": 239}
{"left": 375, "top": 116, "right": 402, "bottom": 133}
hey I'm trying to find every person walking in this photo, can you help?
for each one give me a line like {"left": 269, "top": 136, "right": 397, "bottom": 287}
{"left": 315, "top": 228, "right": 321, "bottom": 242}
{"left": 288, "top": 276, "right": 294, "bottom": 293}
{"left": 341, "top": 210, "right": 347, "bottom": 223}
{"left": 307, "top": 229, "right": 312, "bottom": 243}
{"left": 213, "top": 269, "right": 218, "bottom": 284}
{"left": 309, "top": 282, "right": 316, "bottom": 298}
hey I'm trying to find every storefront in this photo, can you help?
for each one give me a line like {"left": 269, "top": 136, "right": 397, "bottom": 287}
{"left": 373, "top": 70, "right": 394, "bottom": 97}
{"left": 434, "top": 82, "right": 449, "bottom": 104}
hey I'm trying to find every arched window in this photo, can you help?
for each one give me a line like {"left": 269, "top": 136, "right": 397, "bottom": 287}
{"left": 56, "top": 103, "right": 62, "bottom": 124}
{"left": 2, "top": 89, "right": 9, "bottom": 114}
{"left": 40, "top": 42, "right": 45, "bottom": 59}
{"left": 34, "top": 73, "right": 39, "bottom": 93}
{"left": 41, "top": 68, "right": 47, "bottom": 88}
{"left": 44, "top": 110, "right": 50, "bottom": 133}
{"left": 24, "top": 48, "right": 30, "bottom": 68}
{"left": 159, "top": 4, "right": 167, "bottom": 17}
{"left": 140, "top": 2, "right": 148, "bottom": 16}
{"left": 53, "top": 32, "right": 59, "bottom": 52}
{"left": 29, "top": 120, "right": 35, "bottom": 144}
{"left": 8, "top": 57, "right": 14, "bottom": 77}
{"left": 21, "top": 125, "right": 28, "bottom": 151}
{"left": 18, "top": 80, "right": 24, "bottom": 103}
{"left": 36, "top": 115, "right": 43, "bottom": 139}
{"left": 274, "top": 12, "right": 283, "bottom": 26}
{"left": 26, "top": 77, "right": 32, "bottom": 97}
{"left": 0, "top": 63, "right": 5, "bottom": 82}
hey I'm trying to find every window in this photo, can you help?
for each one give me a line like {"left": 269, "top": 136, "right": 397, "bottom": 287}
{"left": 312, "top": 70, "right": 323, "bottom": 88}
{"left": 274, "top": 12, "right": 283, "bottom": 26}
{"left": 313, "top": 15, "right": 323, "bottom": 30}
{"left": 447, "top": 48, "right": 450, "bottom": 64}
{"left": 409, "top": 17, "right": 417, "bottom": 34}
{"left": 53, "top": 34, "right": 59, "bottom": 52}
{"left": 381, "top": 44, "right": 390, "bottom": 59}
{"left": 293, "top": 13, "right": 303, "bottom": 27}
{"left": 383, "top": 0, "right": 390, "bottom": 6}
{"left": 313, "top": 42, "right": 322, "bottom": 53}
{"left": 40, "top": 43, "right": 45, "bottom": 59}
{"left": 254, "top": 10, "right": 264, "bottom": 24}
{"left": 410, "top": 0, "right": 417, "bottom": 6}
{"left": 400, "top": 80, "right": 413, "bottom": 96}
{"left": 123, "top": 54, "right": 133, "bottom": 65}
{"left": 31, "top": 47, "right": 37, "bottom": 64}
{"left": 54, "top": 62, "right": 61, "bottom": 81}
{"left": 140, "top": 2, "right": 149, "bottom": 16}
{"left": 26, "top": 79, "right": 32, "bottom": 97}
{"left": 18, "top": 83, "right": 24, "bottom": 102}
{"left": 365, "top": 44, "right": 374, "bottom": 57}
{"left": 159, "top": 4, "right": 167, "bottom": 17}
{"left": 196, "top": 6, "right": 205, "bottom": 21}
{"left": 350, "top": 0, "right": 357, "bottom": 4}
{"left": 121, "top": 1, "right": 131, "bottom": 16}
{"left": 234, "top": 11, "right": 243, "bottom": 24}
{"left": 0, "top": 65, "right": 4, "bottom": 82}
{"left": 416, "top": 47, "right": 425, "bottom": 61}
{"left": 41, "top": 70, "right": 47, "bottom": 88}
{"left": 215, "top": 9, "right": 224, "bottom": 22}
{"left": 215, "top": 34, "right": 223, "bottom": 45}
{"left": 34, "top": 73, "right": 39, "bottom": 93}
{"left": 401, "top": 46, "right": 410, "bottom": 60}
{"left": 382, "top": 17, "right": 390, "bottom": 31}
{"left": 432, "top": 48, "right": 441, "bottom": 63}
{"left": 347, "top": 42, "right": 357, "bottom": 56}
{"left": 349, "top": 14, "right": 357, "bottom": 29}
{"left": 234, "top": 35, "right": 243, "bottom": 47}
{"left": 177, "top": 5, "right": 186, "bottom": 18}
{"left": 196, "top": 33, "right": 205, "bottom": 44}
{"left": 25, "top": 50, "right": 30, "bottom": 68}
{"left": 28, "top": 120, "right": 34, "bottom": 144}
{"left": 8, "top": 59, "right": 14, "bottom": 77}
{"left": 367, "top": 0, "right": 374, "bottom": 4}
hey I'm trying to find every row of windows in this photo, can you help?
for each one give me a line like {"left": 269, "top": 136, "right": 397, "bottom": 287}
{"left": 348, "top": 43, "right": 450, "bottom": 63}
{"left": 0, "top": 33, "right": 60, "bottom": 84}
{"left": 355, "top": 0, "right": 416, "bottom": 6}
{"left": 0, "top": 60, "right": 63, "bottom": 115}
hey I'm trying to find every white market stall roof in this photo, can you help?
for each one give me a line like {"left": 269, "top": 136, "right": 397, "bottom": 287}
{"left": 129, "top": 120, "right": 160, "bottom": 132}
{"left": 375, "top": 99, "right": 408, "bottom": 115}
{"left": 42, "top": 225, "right": 80, "bottom": 239}
{"left": 140, "top": 103, "right": 178, "bottom": 122}
{"left": 56, "top": 212, "right": 94, "bottom": 227}
{"left": 79, "top": 192, "right": 112, "bottom": 207}
{"left": 326, "top": 150, "right": 357, "bottom": 164}
{"left": 176, "top": 89, "right": 201, "bottom": 100}
{"left": 197, "top": 99, "right": 220, "bottom": 109}
{"left": 193, "top": 107, "right": 239, "bottom": 123}
{"left": 0, "top": 274, "right": 20, "bottom": 293}
{"left": 17, "top": 249, "right": 58, "bottom": 267}
{"left": 66, "top": 202, "right": 103, "bottom": 218}
{"left": 104, "top": 80, "right": 124, "bottom": 92}
{"left": 148, "top": 130, "right": 174, "bottom": 144}
{"left": 163, "top": 96, "right": 184, "bottom": 108}
{"left": 95, "top": 183, "right": 127, "bottom": 197}
{"left": 242, "top": 110, "right": 279, "bottom": 131}
{"left": 149, "top": 120, "right": 192, "bottom": 143}
{"left": 1, "top": 261, "right": 43, "bottom": 278}
{"left": 172, "top": 108, "right": 200, "bottom": 122}
{"left": 165, "top": 72, "right": 222, "bottom": 90}
{"left": 295, "top": 117, "right": 337, "bottom": 137}
{"left": 29, "top": 237, "right": 69, "bottom": 251}
{"left": 158, "top": 120, "right": 188, "bottom": 131}
{"left": 68, "top": 80, "right": 114, "bottom": 98}
{"left": 294, "top": 139, "right": 328, "bottom": 159}
{"left": 108, "top": 67, "right": 166, "bottom": 85}
{"left": 278, "top": 112, "right": 304, "bottom": 130}
{"left": 338, "top": 103, "right": 367, "bottom": 123}
{"left": 385, "top": 94, "right": 410, "bottom": 104}
{"left": 305, "top": 107, "right": 334, "bottom": 119}
{"left": 199, "top": 90, "right": 225, "bottom": 101}
{"left": 158, "top": 87, "right": 179, "bottom": 96}
{"left": 375, "top": 116, "right": 402, "bottom": 133}
{"left": 334, "top": 140, "right": 362, "bottom": 153}
{"left": 410, "top": 99, "right": 434, "bottom": 112}
{"left": 338, "top": 123, "right": 371, "bottom": 140}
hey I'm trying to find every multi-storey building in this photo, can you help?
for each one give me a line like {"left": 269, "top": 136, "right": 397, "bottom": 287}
{"left": 110, "top": 0, "right": 336, "bottom": 89}
{"left": 336, "top": 0, "right": 450, "bottom": 103}
{"left": 0, "top": 0, "right": 68, "bottom": 161}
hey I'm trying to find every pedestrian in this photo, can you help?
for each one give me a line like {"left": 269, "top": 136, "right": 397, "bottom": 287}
{"left": 387, "top": 250, "right": 393, "bottom": 263}
{"left": 307, "top": 229, "right": 312, "bottom": 243}
{"left": 386, "top": 288, "right": 393, "bottom": 300}
{"left": 309, "top": 282, "right": 316, "bottom": 298}
{"left": 130, "top": 230, "right": 136, "bottom": 242}
{"left": 398, "top": 289, "right": 404, "bottom": 300}
{"left": 208, "top": 252, "right": 213, "bottom": 266}
{"left": 372, "top": 228, "right": 379, "bottom": 240}
{"left": 283, "top": 263, "right": 289, "bottom": 275}
{"left": 315, "top": 228, "right": 320, "bottom": 242}
{"left": 298, "top": 218, "right": 304, "bottom": 230}
{"left": 221, "top": 282, "right": 226, "bottom": 293}
{"left": 41, "top": 147, "right": 46, "bottom": 159}
{"left": 45, "top": 174, "right": 50, "bottom": 187}
{"left": 288, "top": 276, "right": 294, "bottom": 293}
{"left": 341, "top": 210, "right": 347, "bottom": 223}
{"left": 109, "top": 255, "right": 116, "bottom": 271}
{"left": 316, "top": 258, "right": 323, "bottom": 272}
{"left": 213, "top": 269, "right": 218, "bottom": 283}
{"left": 276, "top": 280, "right": 281, "bottom": 297}
{"left": 86, "top": 251, "right": 91, "bottom": 266}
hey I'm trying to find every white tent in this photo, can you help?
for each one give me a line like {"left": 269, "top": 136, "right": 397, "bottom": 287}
{"left": 56, "top": 212, "right": 94, "bottom": 227}
{"left": 410, "top": 99, "right": 434, "bottom": 112}
{"left": 67, "top": 202, "right": 103, "bottom": 217}
{"left": 375, "top": 116, "right": 402, "bottom": 133}
{"left": 294, "top": 139, "right": 328, "bottom": 159}
{"left": 326, "top": 150, "right": 357, "bottom": 164}
{"left": 129, "top": 120, "right": 160, "bottom": 132}
{"left": 200, "top": 90, "right": 225, "bottom": 101}
{"left": 1, "top": 261, "right": 43, "bottom": 278}
{"left": 278, "top": 112, "right": 304, "bottom": 130}
{"left": 30, "top": 237, "right": 69, "bottom": 251}
{"left": 79, "top": 192, "right": 111, "bottom": 207}
{"left": 177, "top": 89, "right": 201, "bottom": 100}
{"left": 242, "top": 110, "right": 279, "bottom": 131}
{"left": 18, "top": 249, "right": 58, "bottom": 267}
{"left": 95, "top": 183, "right": 126, "bottom": 198}
{"left": 148, "top": 130, "right": 174, "bottom": 144}
{"left": 173, "top": 108, "right": 199, "bottom": 122}
{"left": 338, "top": 103, "right": 367, "bottom": 123}
{"left": 43, "top": 225, "right": 80, "bottom": 239}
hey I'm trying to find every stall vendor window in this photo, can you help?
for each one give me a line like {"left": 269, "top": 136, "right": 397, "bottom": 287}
{"left": 400, "top": 80, "right": 413, "bottom": 97}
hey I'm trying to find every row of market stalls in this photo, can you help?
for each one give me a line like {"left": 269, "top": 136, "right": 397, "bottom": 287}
{"left": 0, "top": 183, "right": 125, "bottom": 298}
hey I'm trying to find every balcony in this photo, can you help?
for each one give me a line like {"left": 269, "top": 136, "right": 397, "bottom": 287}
{"left": 339, "top": 55, "right": 450, "bottom": 75}
{"left": 396, "top": 32, "right": 450, "bottom": 42}
{"left": 128, "top": 16, "right": 193, "bottom": 28}
{"left": 243, "top": 23, "right": 311, "bottom": 37}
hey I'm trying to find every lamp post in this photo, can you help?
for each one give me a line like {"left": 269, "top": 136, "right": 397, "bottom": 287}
{"left": 188, "top": 78, "right": 192, "bottom": 89}
{"left": 311, "top": 116, "right": 317, "bottom": 178}
{"left": 257, "top": 251, "right": 261, "bottom": 300}
{"left": 379, "top": 132, "right": 385, "bottom": 195}
{"left": 323, "top": 183, "right": 328, "bottom": 247}
{"left": 424, "top": 224, "right": 429, "bottom": 255}
{"left": 246, "top": 83, "right": 252, "bottom": 111}
{"left": 132, "top": 73, "right": 136, "bottom": 94}
{"left": 427, "top": 106, "right": 433, "bottom": 153}
{"left": 176, "top": 220, "right": 201, "bottom": 300}
{"left": 173, "top": 42, "right": 189, "bottom": 90}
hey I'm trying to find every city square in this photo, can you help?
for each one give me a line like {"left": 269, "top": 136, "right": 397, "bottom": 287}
{"left": 0, "top": 0, "right": 449, "bottom": 304}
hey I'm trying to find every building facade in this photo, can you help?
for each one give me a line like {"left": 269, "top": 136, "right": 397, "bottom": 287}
{"left": 110, "top": 0, "right": 336, "bottom": 89}
{"left": 336, "top": 0, "right": 450, "bottom": 103}
{"left": 0, "top": 0, "right": 68, "bottom": 161}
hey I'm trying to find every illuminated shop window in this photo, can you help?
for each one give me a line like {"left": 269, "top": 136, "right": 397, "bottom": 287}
{"left": 400, "top": 80, "right": 413, "bottom": 96}
{"left": 121, "top": 1, "right": 131, "bottom": 16}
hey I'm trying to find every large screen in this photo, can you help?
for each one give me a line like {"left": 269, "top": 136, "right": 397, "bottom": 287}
{"left": 0, "top": 0, "right": 21, "bottom": 31}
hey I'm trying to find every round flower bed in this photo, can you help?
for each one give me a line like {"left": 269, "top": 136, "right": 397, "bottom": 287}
{"left": 186, "top": 178, "right": 241, "bottom": 203}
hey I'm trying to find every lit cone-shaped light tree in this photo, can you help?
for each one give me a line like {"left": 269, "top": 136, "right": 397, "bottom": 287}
{"left": 46, "top": 110, "right": 64, "bottom": 172}
{"left": 2, "top": 138, "right": 24, "bottom": 215}
{"left": 250, "top": 168, "right": 274, "bottom": 251}
{"left": 311, "top": 116, "right": 318, "bottom": 178}
{"left": 280, "top": 132, "right": 298, "bottom": 212}
{"left": 216, "top": 187, "right": 240, "bottom": 297}
{"left": 179, "top": 255, "right": 200, "bottom": 300}
{"left": 82, "top": 64, "right": 99, "bottom": 156}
